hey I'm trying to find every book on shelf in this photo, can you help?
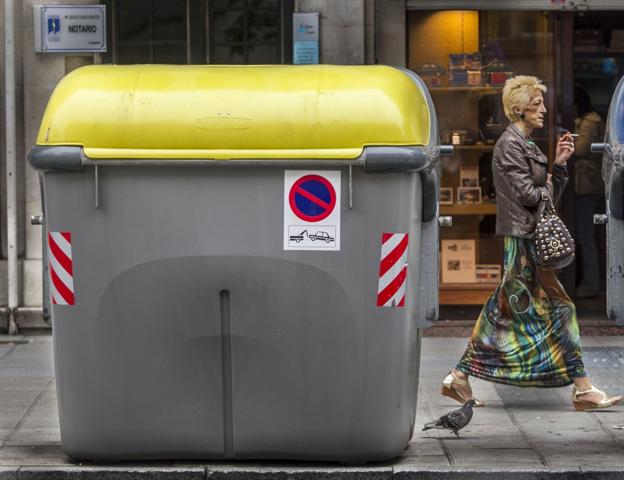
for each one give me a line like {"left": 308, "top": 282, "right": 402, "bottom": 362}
{"left": 476, "top": 264, "right": 501, "bottom": 284}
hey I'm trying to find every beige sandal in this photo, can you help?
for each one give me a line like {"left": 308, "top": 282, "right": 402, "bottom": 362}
{"left": 572, "top": 385, "right": 622, "bottom": 411}
{"left": 441, "top": 371, "right": 485, "bottom": 407}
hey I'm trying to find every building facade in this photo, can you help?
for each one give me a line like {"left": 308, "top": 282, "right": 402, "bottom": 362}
{"left": 1, "top": 0, "right": 623, "bottom": 331}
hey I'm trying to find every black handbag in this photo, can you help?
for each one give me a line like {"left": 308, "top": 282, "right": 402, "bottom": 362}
{"left": 534, "top": 190, "right": 575, "bottom": 269}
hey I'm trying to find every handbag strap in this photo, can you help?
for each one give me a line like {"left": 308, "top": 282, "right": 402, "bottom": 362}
{"left": 540, "top": 189, "right": 556, "bottom": 214}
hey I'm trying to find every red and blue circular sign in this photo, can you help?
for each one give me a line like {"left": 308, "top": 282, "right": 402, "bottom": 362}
{"left": 288, "top": 174, "right": 336, "bottom": 222}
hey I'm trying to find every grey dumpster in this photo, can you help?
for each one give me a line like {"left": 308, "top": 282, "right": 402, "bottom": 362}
{"left": 593, "top": 75, "right": 624, "bottom": 325}
{"left": 29, "top": 64, "right": 451, "bottom": 461}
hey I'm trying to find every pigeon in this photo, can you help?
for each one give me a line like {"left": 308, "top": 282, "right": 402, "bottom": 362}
{"left": 422, "top": 399, "right": 478, "bottom": 437}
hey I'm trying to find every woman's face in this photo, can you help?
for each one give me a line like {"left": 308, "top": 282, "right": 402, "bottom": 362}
{"left": 521, "top": 91, "right": 547, "bottom": 129}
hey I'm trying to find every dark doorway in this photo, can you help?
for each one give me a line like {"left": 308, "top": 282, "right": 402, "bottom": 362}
{"left": 569, "top": 11, "right": 624, "bottom": 319}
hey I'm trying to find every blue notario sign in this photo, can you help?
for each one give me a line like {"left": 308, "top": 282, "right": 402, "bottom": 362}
{"left": 34, "top": 5, "right": 106, "bottom": 53}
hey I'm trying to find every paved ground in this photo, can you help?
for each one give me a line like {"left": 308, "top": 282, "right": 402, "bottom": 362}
{"left": 1, "top": 333, "right": 624, "bottom": 479}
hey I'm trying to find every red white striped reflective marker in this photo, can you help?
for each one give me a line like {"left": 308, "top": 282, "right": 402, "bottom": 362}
{"left": 377, "top": 233, "right": 408, "bottom": 308}
{"left": 48, "top": 232, "right": 75, "bottom": 306}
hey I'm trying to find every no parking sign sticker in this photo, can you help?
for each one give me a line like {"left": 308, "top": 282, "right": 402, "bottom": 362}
{"left": 284, "top": 171, "right": 341, "bottom": 251}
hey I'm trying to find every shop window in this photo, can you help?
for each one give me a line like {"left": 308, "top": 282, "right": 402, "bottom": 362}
{"left": 572, "top": 11, "right": 624, "bottom": 120}
{"left": 209, "top": 0, "right": 293, "bottom": 64}
{"left": 408, "top": 10, "right": 555, "bottom": 307}
{"left": 104, "top": 0, "right": 205, "bottom": 64}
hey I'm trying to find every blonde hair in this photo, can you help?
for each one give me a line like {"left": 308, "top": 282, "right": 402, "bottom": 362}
{"left": 502, "top": 75, "right": 547, "bottom": 121}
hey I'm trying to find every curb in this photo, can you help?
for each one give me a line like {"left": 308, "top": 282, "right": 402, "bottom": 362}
{"left": 0, "top": 466, "right": 622, "bottom": 480}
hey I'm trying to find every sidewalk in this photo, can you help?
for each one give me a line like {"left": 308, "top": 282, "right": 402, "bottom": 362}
{"left": 1, "top": 333, "right": 624, "bottom": 479}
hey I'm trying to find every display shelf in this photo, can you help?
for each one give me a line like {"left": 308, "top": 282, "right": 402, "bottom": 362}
{"left": 429, "top": 86, "right": 503, "bottom": 94}
{"left": 439, "top": 283, "right": 497, "bottom": 305}
{"left": 452, "top": 145, "right": 495, "bottom": 151}
{"left": 440, "top": 283, "right": 498, "bottom": 290}
{"left": 574, "top": 50, "right": 624, "bottom": 58}
{"left": 440, "top": 204, "right": 497, "bottom": 215}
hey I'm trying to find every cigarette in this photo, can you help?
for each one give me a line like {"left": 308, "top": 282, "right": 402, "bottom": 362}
{"left": 568, "top": 133, "right": 579, "bottom": 137}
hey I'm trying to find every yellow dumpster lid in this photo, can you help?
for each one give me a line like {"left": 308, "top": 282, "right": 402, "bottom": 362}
{"left": 36, "top": 64, "right": 432, "bottom": 160}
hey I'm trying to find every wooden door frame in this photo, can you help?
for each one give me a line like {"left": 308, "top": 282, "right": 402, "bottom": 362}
{"left": 554, "top": 11, "right": 576, "bottom": 294}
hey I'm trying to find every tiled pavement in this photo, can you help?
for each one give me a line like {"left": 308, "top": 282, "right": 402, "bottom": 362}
{"left": 1, "top": 334, "right": 624, "bottom": 479}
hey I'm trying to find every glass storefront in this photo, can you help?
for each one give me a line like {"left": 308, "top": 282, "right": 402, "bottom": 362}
{"left": 571, "top": 11, "right": 624, "bottom": 316}
{"left": 408, "top": 10, "right": 555, "bottom": 306}
{"left": 407, "top": 8, "right": 624, "bottom": 318}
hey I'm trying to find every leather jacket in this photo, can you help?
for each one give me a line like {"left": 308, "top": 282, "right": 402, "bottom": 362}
{"left": 493, "top": 125, "right": 568, "bottom": 239}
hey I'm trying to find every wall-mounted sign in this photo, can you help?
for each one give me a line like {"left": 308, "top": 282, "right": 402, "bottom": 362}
{"left": 34, "top": 5, "right": 106, "bottom": 53}
{"left": 293, "top": 12, "right": 319, "bottom": 65}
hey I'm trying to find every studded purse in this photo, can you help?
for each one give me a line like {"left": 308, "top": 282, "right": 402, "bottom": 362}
{"left": 534, "top": 190, "right": 575, "bottom": 269}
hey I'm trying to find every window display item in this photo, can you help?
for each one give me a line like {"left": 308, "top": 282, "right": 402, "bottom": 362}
{"left": 451, "top": 129, "right": 467, "bottom": 145}
{"left": 460, "top": 165, "right": 479, "bottom": 187}
{"left": 467, "top": 70, "right": 481, "bottom": 86}
{"left": 610, "top": 30, "right": 624, "bottom": 51}
{"left": 479, "top": 152, "right": 496, "bottom": 202}
{"left": 449, "top": 52, "right": 481, "bottom": 86}
{"left": 465, "top": 53, "right": 482, "bottom": 70}
{"left": 475, "top": 264, "right": 501, "bottom": 284}
{"left": 449, "top": 68, "right": 468, "bottom": 86}
{"left": 481, "top": 41, "right": 507, "bottom": 65}
{"left": 448, "top": 53, "right": 467, "bottom": 86}
{"left": 416, "top": 63, "right": 447, "bottom": 88}
{"left": 574, "top": 29, "right": 603, "bottom": 51}
{"left": 441, "top": 239, "right": 476, "bottom": 283}
{"left": 457, "top": 187, "right": 482, "bottom": 204}
{"left": 482, "top": 61, "right": 513, "bottom": 86}
{"left": 439, "top": 187, "right": 453, "bottom": 205}
{"left": 479, "top": 94, "right": 506, "bottom": 142}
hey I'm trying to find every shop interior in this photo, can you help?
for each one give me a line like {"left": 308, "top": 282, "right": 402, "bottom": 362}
{"left": 407, "top": 9, "right": 624, "bottom": 321}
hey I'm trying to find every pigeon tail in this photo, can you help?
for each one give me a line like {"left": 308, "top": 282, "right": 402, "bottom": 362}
{"left": 422, "top": 419, "right": 442, "bottom": 431}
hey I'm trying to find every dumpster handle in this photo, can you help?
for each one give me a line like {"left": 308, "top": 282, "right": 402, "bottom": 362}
{"left": 591, "top": 142, "right": 605, "bottom": 154}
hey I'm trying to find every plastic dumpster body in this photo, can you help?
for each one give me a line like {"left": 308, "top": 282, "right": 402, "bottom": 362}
{"left": 594, "top": 75, "right": 624, "bottom": 325}
{"left": 29, "top": 65, "right": 450, "bottom": 461}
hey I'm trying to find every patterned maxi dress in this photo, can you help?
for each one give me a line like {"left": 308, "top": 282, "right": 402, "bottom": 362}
{"left": 456, "top": 236, "right": 586, "bottom": 387}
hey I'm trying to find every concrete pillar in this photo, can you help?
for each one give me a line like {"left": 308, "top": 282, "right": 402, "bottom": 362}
{"left": 375, "top": 0, "right": 406, "bottom": 67}
{"left": 365, "top": 0, "right": 375, "bottom": 65}
{"left": 0, "top": 0, "right": 25, "bottom": 311}
{"left": 22, "top": 0, "right": 65, "bottom": 315}
{"left": 18, "top": 0, "right": 96, "bottom": 327}
{"left": 295, "top": 0, "right": 366, "bottom": 64}
{"left": 0, "top": 0, "right": 6, "bottom": 306}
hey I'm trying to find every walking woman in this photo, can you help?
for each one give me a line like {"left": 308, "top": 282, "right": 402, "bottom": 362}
{"left": 442, "top": 76, "right": 621, "bottom": 411}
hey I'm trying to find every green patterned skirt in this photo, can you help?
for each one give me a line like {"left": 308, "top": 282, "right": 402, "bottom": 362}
{"left": 456, "top": 236, "right": 586, "bottom": 387}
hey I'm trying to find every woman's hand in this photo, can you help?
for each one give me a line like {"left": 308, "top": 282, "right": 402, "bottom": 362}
{"left": 555, "top": 133, "right": 575, "bottom": 165}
